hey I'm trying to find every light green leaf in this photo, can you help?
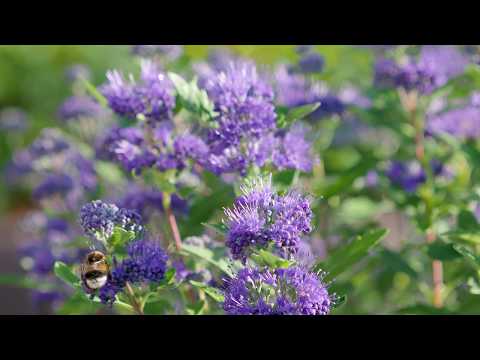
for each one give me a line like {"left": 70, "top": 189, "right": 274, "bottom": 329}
{"left": 186, "top": 300, "right": 206, "bottom": 315}
{"left": 81, "top": 78, "right": 108, "bottom": 107}
{"left": 453, "top": 245, "right": 480, "bottom": 268}
{"left": 56, "top": 290, "right": 103, "bottom": 315}
{"left": 109, "top": 226, "right": 136, "bottom": 249}
{"left": 277, "top": 102, "right": 320, "bottom": 128}
{"left": 168, "top": 72, "right": 218, "bottom": 122}
{"left": 54, "top": 261, "right": 81, "bottom": 289}
{"left": 251, "top": 249, "right": 294, "bottom": 269}
{"left": 312, "top": 228, "right": 388, "bottom": 279}
{"left": 0, "top": 274, "right": 60, "bottom": 292}
{"left": 180, "top": 244, "right": 234, "bottom": 277}
{"left": 189, "top": 280, "right": 225, "bottom": 303}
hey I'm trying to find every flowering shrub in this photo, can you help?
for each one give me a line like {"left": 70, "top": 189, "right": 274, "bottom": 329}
{"left": 3, "top": 45, "right": 480, "bottom": 315}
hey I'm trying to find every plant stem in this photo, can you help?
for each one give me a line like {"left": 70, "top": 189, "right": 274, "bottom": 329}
{"left": 165, "top": 195, "right": 182, "bottom": 251}
{"left": 125, "top": 281, "right": 144, "bottom": 315}
{"left": 402, "top": 89, "right": 444, "bottom": 308}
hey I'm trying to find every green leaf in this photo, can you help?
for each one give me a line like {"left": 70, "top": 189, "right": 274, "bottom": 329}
{"left": 168, "top": 72, "right": 217, "bottom": 122}
{"left": 151, "top": 268, "right": 177, "bottom": 290}
{"left": 453, "top": 245, "right": 480, "bottom": 268}
{"left": 457, "top": 210, "right": 480, "bottom": 231}
{"left": 312, "top": 228, "right": 388, "bottom": 279}
{"left": 426, "top": 241, "right": 462, "bottom": 261}
{"left": 109, "top": 226, "right": 136, "bottom": 250}
{"left": 443, "top": 230, "right": 480, "bottom": 244}
{"left": 189, "top": 280, "right": 225, "bottom": 303}
{"left": 54, "top": 261, "right": 80, "bottom": 289}
{"left": 202, "top": 222, "right": 229, "bottom": 236}
{"left": 0, "top": 274, "right": 60, "bottom": 292}
{"left": 272, "top": 169, "right": 298, "bottom": 188}
{"left": 143, "top": 298, "right": 174, "bottom": 315}
{"left": 56, "top": 290, "right": 103, "bottom": 315}
{"left": 314, "top": 153, "right": 377, "bottom": 198}
{"left": 180, "top": 244, "right": 234, "bottom": 277}
{"left": 142, "top": 168, "right": 177, "bottom": 194}
{"left": 277, "top": 102, "right": 320, "bottom": 128}
{"left": 396, "top": 304, "right": 454, "bottom": 315}
{"left": 95, "top": 161, "right": 124, "bottom": 186}
{"left": 186, "top": 300, "right": 206, "bottom": 315}
{"left": 380, "top": 250, "right": 418, "bottom": 279}
{"left": 80, "top": 78, "right": 108, "bottom": 107}
{"left": 467, "top": 277, "right": 480, "bottom": 295}
{"left": 332, "top": 295, "right": 347, "bottom": 309}
{"left": 251, "top": 249, "right": 294, "bottom": 269}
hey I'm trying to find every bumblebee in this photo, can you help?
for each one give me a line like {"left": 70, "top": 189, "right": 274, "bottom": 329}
{"left": 80, "top": 251, "right": 110, "bottom": 292}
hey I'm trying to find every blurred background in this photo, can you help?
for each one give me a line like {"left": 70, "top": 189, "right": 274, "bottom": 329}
{"left": 0, "top": 45, "right": 396, "bottom": 314}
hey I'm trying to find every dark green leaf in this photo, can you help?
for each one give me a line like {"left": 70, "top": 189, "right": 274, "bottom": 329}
{"left": 332, "top": 295, "right": 347, "bottom": 309}
{"left": 380, "top": 250, "right": 418, "bottom": 278}
{"left": 143, "top": 299, "right": 174, "bottom": 315}
{"left": 272, "top": 169, "right": 298, "bottom": 188}
{"left": 426, "top": 241, "right": 462, "bottom": 261}
{"left": 202, "top": 222, "right": 229, "bottom": 236}
{"left": 396, "top": 304, "right": 454, "bottom": 315}
{"left": 312, "top": 228, "right": 388, "bottom": 279}
{"left": 457, "top": 210, "right": 480, "bottom": 231}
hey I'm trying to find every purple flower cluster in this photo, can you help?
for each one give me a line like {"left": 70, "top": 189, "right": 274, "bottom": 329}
{"left": 118, "top": 185, "right": 188, "bottom": 221}
{"left": 224, "top": 176, "right": 312, "bottom": 261}
{"left": 427, "top": 92, "right": 480, "bottom": 140}
{"left": 101, "top": 60, "right": 175, "bottom": 125}
{"left": 272, "top": 125, "right": 314, "bottom": 172}
{"left": 198, "top": 61, "right": 315, "bottom": 175}
{"left": 65, "top": 64, "right": 91, "bottom": 83}
{"left": 96, "top": 125, "right": 154, "bottom": 173}
{"left": 79, "top": 200, "right": 143, "bottom": 244}
{"left": 0, "top": 107, "right": 29, "bottom": 132}
{"left": 98, "top": 240, "right": 168, "bottom": 305}
{"left": 427, "top": 106, "right": 480, "bottom": 140}
{"left": 386, "top": 160, "right": 447, "bottom": 193}
{"left": 290, "top": 46, "right": 324, "bottom": 74}
{"left": 32, "top": 173, "right": 74, "bottom": 201}
{"left": 97, "top": 59, "right": 315, "bottom": 177}
{"left": 18, "top": 217, "right": 84, "bottom": 307}
{"left": 96, "top": 123, "right": 210, "bottom": 174}
{"left": 57, "top": 96, "right": 106, "bottom": 122}
{"left": 7, "top": 129, "right": 98, "bottom": 210}
{"left": 223, "top": 266, "right": 332, "bottom": 315}
{"left": 273, "top": 65, "right": 345, "bottom": 120}
{"left": 131, "top": 45, "right": 183, "bottom": 61}
{"left": 204, "top": 61, "right": 276, "bottom": 148}
{"left": 374, "top": 46, "right": 468, "bottom": 94}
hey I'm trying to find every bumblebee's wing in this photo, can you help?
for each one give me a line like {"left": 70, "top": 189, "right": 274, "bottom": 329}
{"left": 75, "top": 264, "right": 85, "bottom": 280}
